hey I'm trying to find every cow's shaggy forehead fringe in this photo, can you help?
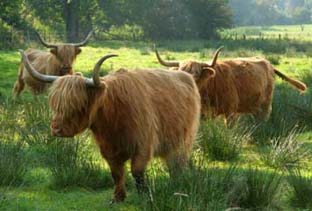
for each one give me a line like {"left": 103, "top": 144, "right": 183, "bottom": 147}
{"left": 57, "top": 46, "right": 77, "bottom": 60}
{"left": 49, "top": 76, "right": 88, "bottom": 119}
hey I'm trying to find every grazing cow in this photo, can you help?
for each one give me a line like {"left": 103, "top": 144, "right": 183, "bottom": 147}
{"left": 20, "top": 51, "right": 201, "bottom": 203}
{"left": 156, "top": 47, "right": 307, "bottom": 125}
{"left": 13, "top": 30, "right": 93, "bottom": 97}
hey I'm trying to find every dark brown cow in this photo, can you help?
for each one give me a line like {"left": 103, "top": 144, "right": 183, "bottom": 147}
{"left": 13, "top": 30, "right": 93, "bottom": 97}
{"left": 20, "top": 51, "right": 201, "bottom": 203}
{"left": 156, "top": 47, "right": 307, "bottom": 125}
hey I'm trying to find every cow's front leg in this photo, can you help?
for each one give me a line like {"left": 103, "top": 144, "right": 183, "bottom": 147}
{"left": 108, "top": 160, "right": 126, "bottom": 203}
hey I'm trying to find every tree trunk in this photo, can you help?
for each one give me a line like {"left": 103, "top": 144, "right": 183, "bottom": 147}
{"left": 64, "top": 0, "right": 80, "bottom": 42}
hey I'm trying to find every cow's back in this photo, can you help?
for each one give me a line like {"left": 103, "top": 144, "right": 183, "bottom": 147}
{"left": 216, "top": 58, "right": 274, "bottom": 113}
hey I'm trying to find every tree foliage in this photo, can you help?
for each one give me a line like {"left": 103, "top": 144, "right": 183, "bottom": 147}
{"left": 230, "top": 0, "right": 312, "bottom": 26}
{"left": 1, "top": 0, "right": 232, "bottom": 41}
{"left": 0, "top": 0, "right": 25, "bottom": 28}
{"left": 100, "top": 0, "right": 232, "bottom": 39}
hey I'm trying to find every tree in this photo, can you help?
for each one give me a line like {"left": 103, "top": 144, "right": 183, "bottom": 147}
{"left": 64, "top": 0, "right": 79, "bottom": 42}
{"left": 26, "top": 0, "right": 101, "bottom": 42}
{"left": 293, "top": 7, "right": 311, "bottom": 24}
{"left": 0, "top": 0, "right": 25, "bottom": 29}
{"left": 229, "top": 0, "right": 312, "bottom": 26}
{"left": 100, "top": 0, "right": 232, "bottom": 40}
{"left": 183, "top": 0, "right": 232, "bottom": 39}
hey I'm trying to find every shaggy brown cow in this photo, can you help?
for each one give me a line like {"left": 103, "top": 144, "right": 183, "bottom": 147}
{"left": 13, "top": 30, "right": 93, "bottom": 97}
{"left": 20, "top": 51, "right": 201, "bottom": 203}
{"left": 156, "top": 47, "right": 307, "bottom": 124}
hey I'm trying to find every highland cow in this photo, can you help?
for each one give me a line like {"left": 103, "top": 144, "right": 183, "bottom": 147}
{"left": 156, "top": 47, "right": 307, "bottom": 125}
{"left": 20, "top": 51, "right": 201, "bottom": 203}
{"left": 13, "top": 30, "right": 93, "bottom": 97}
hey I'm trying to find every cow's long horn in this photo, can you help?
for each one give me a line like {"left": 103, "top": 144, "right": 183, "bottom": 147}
{"left": 155, "top": 48, "right": 179, "bottom": 67}
{"left": 36, "top": 31, "right": 57, "bottom": 48}
{"left": 85, "top": 54, "right": 118, "bottom": 87}
{"left": 19, "top": 50, "right": 59, "bottom": 83}
{"left": 204, "top": 46, "right": 223, "bottom": 67}
{"left": 73, "top": 30, "right": 94, "bottom": 47}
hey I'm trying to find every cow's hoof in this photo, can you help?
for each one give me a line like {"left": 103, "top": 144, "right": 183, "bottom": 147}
{"left": 109, "top": 197, "right": 124, "bottom": 205}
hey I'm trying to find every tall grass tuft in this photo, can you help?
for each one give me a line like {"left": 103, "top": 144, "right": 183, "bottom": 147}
{"left": 0, "top": 140, "right": 26, "bottom": 186}
{"left": 46, "top": 135, "right": 112, "bottom": 190}
{"left": 288, "top": 170, "right": 312, "bottom": 209}
{"left": 0, "top": 101, "right": 27, "bottom": 186}
{"left": 230, "top": 169, "right": 283, "bottom": 210}
{"left": 0, "top": 187, "right": 9, "bottom": 209}
{"left": 139, "top": 162, "right": 238, "bottom": 211}
{"left": 198, "top": 119, "right": 251, "bottom": 161}
{"left": 261, "top": 127, "right": 310, "bottom": 170}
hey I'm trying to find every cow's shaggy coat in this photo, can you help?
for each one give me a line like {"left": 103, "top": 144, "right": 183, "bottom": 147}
{"left": 13, "top": 31, "right": 93, "bottom": 97}
{"left": 13, "top": 47, "right": 81, "bottom": 96}
{"left": 22, "top": 52, "right": 201, "bottom": 202}
{"left": 156, "top": 49, "right": 307, "bottom": 125}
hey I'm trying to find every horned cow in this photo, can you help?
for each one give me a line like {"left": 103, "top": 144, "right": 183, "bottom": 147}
{"left": 13, "top": 30, "right": 93, "bottom": 97}
{"left": 20, "top": 51, "right": 201, "bottom": 203}
{"left": 156, "top": 47, "right": 307, "bottom": 125}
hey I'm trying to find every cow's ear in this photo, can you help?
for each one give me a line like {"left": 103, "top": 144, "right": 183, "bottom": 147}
{"left": 202, "top": 67, "right": 216, "bottom": 79}
{"left": 75, "top": 47, "right": 82, "bottom": 55}
{"left": 50, "top": 48, "right": 57, "bottom": 56}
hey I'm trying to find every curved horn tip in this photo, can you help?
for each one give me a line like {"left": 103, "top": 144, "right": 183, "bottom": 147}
{"left": 91, "top": 54, "right": 118, "bottom": 88}
{"left": 86, "top": 29, "right": 94, "bottom": 37}
{"left": 207, "top": 46, "right": 223, "bottom": 67}
{"left": 35, "top": 31, "right": 57, "bottom": 48}
{"left": 94, "top": 54, "right": 119, "bottom": 70}
{"left": 154, "top": 48, "right": 179, "bottom": 67}
{"left": 214, "top": 46, "right": 224, "bottom": 53}
{"left": 101, "top": 54, "right": 118, "bottom": 60}
{"left": 74, "top": 29, "right": 95, "bottom": 47}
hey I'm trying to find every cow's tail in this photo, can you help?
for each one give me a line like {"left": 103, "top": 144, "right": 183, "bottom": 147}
{"left": 274, "top": 69, "right": 307, "bottom": 93}
{"left": 12, "top": 62, "right": 25, "bottom": 97}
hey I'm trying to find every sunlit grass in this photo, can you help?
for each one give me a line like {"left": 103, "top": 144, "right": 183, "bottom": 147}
{"left": 221, "top": 24, "right": 312, "bottom": 41}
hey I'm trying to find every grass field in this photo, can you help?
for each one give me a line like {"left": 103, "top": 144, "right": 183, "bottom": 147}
{"left": 1, "top": 25, "right": 312, "bottom": 210}
{"left": 221, "top": 24, "right": 312, "bottom": 41}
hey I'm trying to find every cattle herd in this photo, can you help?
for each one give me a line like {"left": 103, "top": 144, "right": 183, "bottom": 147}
{"left": 13, "top": 31, "right": 307, "bottom": 203}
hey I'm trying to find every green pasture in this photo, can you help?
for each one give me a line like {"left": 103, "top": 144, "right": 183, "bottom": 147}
{"left": 0, "top": 35, "right": 312, "bottom": 210}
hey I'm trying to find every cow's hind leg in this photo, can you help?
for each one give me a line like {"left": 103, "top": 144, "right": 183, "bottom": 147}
{"left": 131, "top": 153, "right": 151, "bottom": 194}
{"left": 255, "top": 102, "right": 272, "bottom": 122}
{"left": 107, "top": 160, "right": 126, "bottom": 203}
{"left": 165, "top": 149, "right": 190, "bottom": 177}
{"left": 254, "top": 89, "right": 273, "bottom": 122}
